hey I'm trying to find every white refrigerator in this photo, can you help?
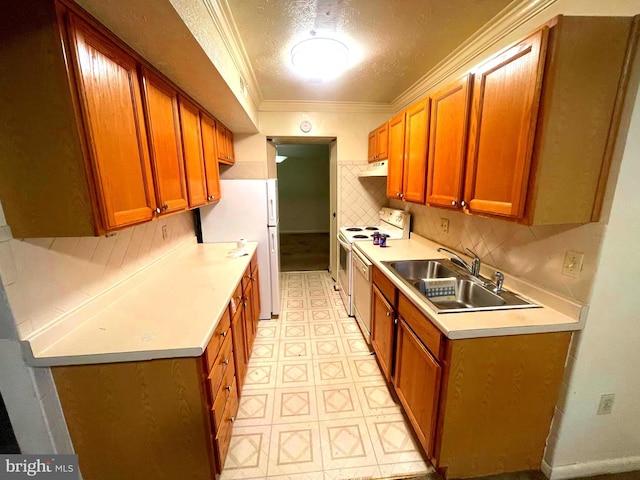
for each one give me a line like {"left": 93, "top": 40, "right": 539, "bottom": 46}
{"left": 199, "top": 179, "right": 280, "bottom": 319}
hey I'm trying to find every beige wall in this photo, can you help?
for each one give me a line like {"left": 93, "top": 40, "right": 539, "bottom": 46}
{"left": 223, "top": 110, "right": 392, "bottom": 229}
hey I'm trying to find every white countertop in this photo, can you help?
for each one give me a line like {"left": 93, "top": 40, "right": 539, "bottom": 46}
{"left": 22, "top": 240, "right": 257, "bottom": 367}
{"left": 354, "top": 235, "right": 586, "bottom": 340}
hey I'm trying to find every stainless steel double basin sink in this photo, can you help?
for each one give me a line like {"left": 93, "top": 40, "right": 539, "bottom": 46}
{"left": 382, "top": 259, "right": 539, "bottom": 313}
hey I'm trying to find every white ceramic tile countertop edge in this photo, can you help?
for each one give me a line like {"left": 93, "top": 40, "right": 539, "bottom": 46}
{"left": 22, "top": 241, "right": 257, "bottom": 367}
{"left": 354, "top": 234, "right": 586, "bottom": 340}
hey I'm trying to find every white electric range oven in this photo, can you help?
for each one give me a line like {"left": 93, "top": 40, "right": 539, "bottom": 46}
{"left": 337, "top": 208, "right": 410, "bottom": 341}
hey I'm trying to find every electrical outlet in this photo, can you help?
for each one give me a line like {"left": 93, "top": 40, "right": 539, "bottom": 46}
{"left": 597, "top": 394, "right": 615, "bottom": 415}
{"left": 440, "top": 218, "right": 449, "bottom": 234}
{"left": 161, "top": 225, "right": 169, "bottom": 241}
{"left": 562, "top": 251, "right": 584, "bottom": 278}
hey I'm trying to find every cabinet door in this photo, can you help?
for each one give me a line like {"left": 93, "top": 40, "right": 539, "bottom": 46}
{"left": 230, "top": 307, "right": 247, "bottom": 396}
{"left": 178, "top": 97, "right": 207, "bottom": 207}
{"left": 426, "top": 74, "right": 472, "bottom": 209}
{"left": 225, "top": 128, "right": 235, "bottom": 164}
{"left": 386, "top": 112, "right": 406, "bottom": 199}
{"left": 393, "top": 318, "right": 442, "bottom": 457}
{"left": 371, "top": 285, "right": 395, "bottom": 382}
{"left": 67, "top": 15, "right": 156, "bottom": 230}
{"left": 368, "top": 130, "right": 378, "bottom": 163}
{"left": 141, "top": 69, "right": 188, "bottom": 214}
{"left": 376, "top": 123, "right": 389, "bottom": 160}
{"left": 464, "top": 28, "right": 548, "bottom": 218}
{"left": 200, "top": 114, "right": 222, "bottom": 203}
{"left": 250, "top": 266, "right": 261, "bottom": 336}
{"left": 403, "top": 99, "right": 430, "bottom": 203}
{"left": 216, "top": 121, "right": 229, "bottom": 164}
{"left": 243, "top": 291, "right": 256, "bottom": 359}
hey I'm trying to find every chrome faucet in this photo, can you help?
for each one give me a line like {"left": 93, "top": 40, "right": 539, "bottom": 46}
{"left": 493, "top": 271, "right": 505, "bottom": 294}
{"left": 437, "top": 247, "right": 482, "bottom": 277}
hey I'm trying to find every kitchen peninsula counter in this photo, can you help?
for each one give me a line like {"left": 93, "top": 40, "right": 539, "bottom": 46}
{"left": 22, "top": 239, "right": 257, "bottom": 366}
{"left": 354, "top": 234, "right": 585, "bottom": 340}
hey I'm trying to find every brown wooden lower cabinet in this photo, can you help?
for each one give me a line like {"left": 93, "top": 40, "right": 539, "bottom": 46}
{"left": 371, "top": 284, "right": 395, "bottom": 382}
{"left": 53, "top": 254, "right": 260, "bottom": 479}
{"left": 371, "top": 267, "right": 571, "bottom": 479}
{"left": 394, "top": 317, "right": 442, "bottom": 458}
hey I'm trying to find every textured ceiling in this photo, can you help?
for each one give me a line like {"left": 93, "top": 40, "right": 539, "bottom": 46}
{"left": 228, "top": 0, "right": 514, "bottom": 103}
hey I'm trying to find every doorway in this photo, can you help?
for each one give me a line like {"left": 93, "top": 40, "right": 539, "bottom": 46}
{"left": 272, "top": 140, "right": 335, "bottom": 272}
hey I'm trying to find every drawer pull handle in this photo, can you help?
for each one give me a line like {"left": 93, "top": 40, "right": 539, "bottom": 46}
{"left": 222, "top": 359, "right": 229, "bottom": 366}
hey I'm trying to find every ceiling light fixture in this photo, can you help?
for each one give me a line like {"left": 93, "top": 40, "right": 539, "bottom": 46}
{"left": 291, "top": 35, "right": 350, "bottom": 81}
{"left": 276, "top": 155, "right": 288, "bottom": 164}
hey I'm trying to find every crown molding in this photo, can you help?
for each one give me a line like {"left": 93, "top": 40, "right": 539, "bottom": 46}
{"left": 392, "top": 0, "right": 558, "bottom": 113}
{"left": 201, "top": 0, "right": 263, "bottom": 106}
{"left": 259, "top": 100, "right": 393, "bottom": 114}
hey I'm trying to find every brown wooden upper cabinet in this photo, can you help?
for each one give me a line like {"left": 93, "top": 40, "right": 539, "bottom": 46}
{"left": 0, "top": 0, "right": 234, "bottom": 237}
{"left": 462, "top": 16, "right": 633, "bottom": 223}
{"left": 68, "top": 14, "right": 158, "bottom": 231}
{"left": 384, "top": 16, "right": 634, "bottom": 225}
{"left": 402, "top": 99, "right": 431, "bottom": 204}
{"left": 216, "top": 121, "right": 235, "bottom": 165}
{"left": 201, "top": 114, "right": 223, "bottom": 203}
{"left": 386, "top": 112, "right": 407, "bottom": 199}
{"left": 140, "top": 68, "right": 189, "bottom": 215}
{"left": 464, "top": 29, "right": 547, "bottom": 219}
{"left": 426, "top": 74, "right": 473, "bottom": 209}
{"left": 178, "top": 97, "right": 208, "bottom": 208}
{"left": 368, "top": 122, "right": 389, "bottom": 162}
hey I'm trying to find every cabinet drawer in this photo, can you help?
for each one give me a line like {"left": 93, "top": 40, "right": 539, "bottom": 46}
{"left": 373, "top": 266, "right": 397, "bottom": 305}
{"left": 207, "top": 334, "right": 233, "bottom": 399}
{"left": 397, "top": 293, "right": 443, "bottom": 360}
{"left": 215, "top": 377, "right": 238, "bottom": 471}
{"left": 204, "top": 308, "right": 231, "bottom": 373}
{"left": 211, "top": 357, "right": 236, "bottom": 435}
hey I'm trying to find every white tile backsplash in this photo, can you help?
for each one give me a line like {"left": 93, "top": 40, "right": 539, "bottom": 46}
{"left": 339, "top": 162, "right": 388, "bottom": 227}
{"left": 391, "top": 199, "right": 604, "bottom": 303}
{"left": 0, "top": 210, "right": 195, "bottom": 340}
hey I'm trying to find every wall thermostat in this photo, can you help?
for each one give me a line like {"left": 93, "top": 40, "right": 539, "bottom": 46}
{"left": 299, "top": 120, "right": 312, "bottom": 133}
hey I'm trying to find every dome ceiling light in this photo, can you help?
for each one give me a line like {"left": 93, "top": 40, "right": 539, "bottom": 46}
{"left": 290, "top": 33, "right": 350, "bottom": 82}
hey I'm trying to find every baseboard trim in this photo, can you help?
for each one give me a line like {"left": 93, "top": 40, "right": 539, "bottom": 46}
{"left": 543, "top": 456, "right": 640, "bottom": 479}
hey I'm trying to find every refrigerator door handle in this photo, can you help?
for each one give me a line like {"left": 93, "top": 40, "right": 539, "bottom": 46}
{"left": 270, "top": 199, "right": 275, "bottom": 223}
{"left": 271, "top": 231, "right": 276, "bottom": 253}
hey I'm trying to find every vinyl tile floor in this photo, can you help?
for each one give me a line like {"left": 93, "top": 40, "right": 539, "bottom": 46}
{"left": 220, "top": 270, "right": 433, "bottom": 480}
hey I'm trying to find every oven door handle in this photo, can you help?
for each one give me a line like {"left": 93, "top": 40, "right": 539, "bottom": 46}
{"left": 337, "top": 235, "right": 351, "bottom": 250}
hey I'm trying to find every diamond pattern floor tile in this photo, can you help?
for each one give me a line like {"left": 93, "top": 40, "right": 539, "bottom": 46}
{"left": 222, "top": 271, "right": 430, "bottom": 480}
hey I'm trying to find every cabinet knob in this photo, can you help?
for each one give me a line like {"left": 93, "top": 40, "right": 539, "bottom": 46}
{"left": 461, "top": 200, "right": 467, "bottom": 207}
{"left": 225, "top": 385, "right": 232, "bottom": 392}
{"left": 230, "top": 416, "right": 235, "bottom": 423}
{"left": 386, "top": 311, "right": 391, "bottom": 317}
{"left": 399, "top": 193, "right": 405, "bottom": 199}
{"left": 155, "top": 207, "right": 161, "bottom": 214}
{"left": 221, "top": 331, "right": 227, "bottom": 337}
{"left": 162, "top": 203, "right": 169, "bottom": 211}
{"left": 222, "top": 359, "right": 229, "bottom": 366}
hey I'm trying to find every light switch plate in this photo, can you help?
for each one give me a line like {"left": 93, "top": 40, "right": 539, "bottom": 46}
{"left": 562, "top": 251, "right": 584, "bottom": 278}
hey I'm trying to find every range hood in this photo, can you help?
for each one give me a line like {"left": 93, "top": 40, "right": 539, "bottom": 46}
{"left": 358, "top": 160, "right": 388, "bottom": 177}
